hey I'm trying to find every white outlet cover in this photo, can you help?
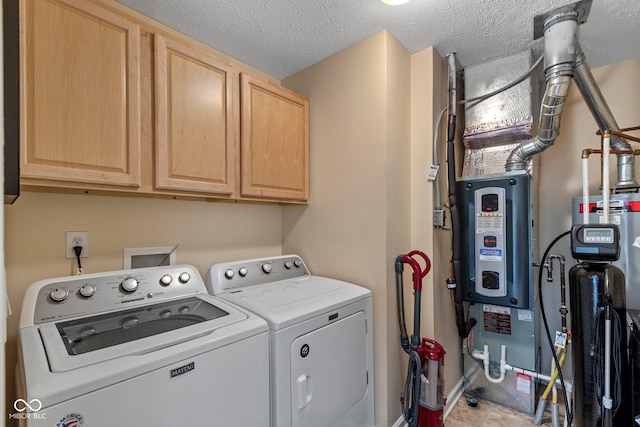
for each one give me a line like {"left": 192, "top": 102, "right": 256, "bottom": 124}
{"left": 66, "top": 231, "right": 88, "bottom": 258}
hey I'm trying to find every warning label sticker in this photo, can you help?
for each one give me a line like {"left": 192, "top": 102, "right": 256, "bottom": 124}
{"left": 483, "top": 304, "right": 511, "bottom": 335}
{"left": 516, "top": 373, "right": 531, "bottom": 394}
{"left": 476, "top": 215, "right": 503, "bottom": 234}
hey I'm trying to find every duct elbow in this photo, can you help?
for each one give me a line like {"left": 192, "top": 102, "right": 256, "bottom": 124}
{"left": 505, "top": 71, "right": 573, "bottom": 171}
{"left": 505, "top": 146, "right": 529, "bottom": 171}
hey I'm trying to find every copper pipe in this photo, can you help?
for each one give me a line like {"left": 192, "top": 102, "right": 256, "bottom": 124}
{"left": 583, "top": 149, "right": 640, "bottom": 156}
{"left": 596, "top": 126, "right": 640, "bottom": 143}
{"left": 581, "top": 130, "right": 640, "bottom": 189}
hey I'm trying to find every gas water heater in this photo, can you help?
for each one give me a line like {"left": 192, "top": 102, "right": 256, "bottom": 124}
{"left": 457, "top": 172, "right": 533, "bottom": 309}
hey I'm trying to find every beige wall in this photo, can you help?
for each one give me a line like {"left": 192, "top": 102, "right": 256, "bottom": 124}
{"left": 410, "top": 47, "right": 462, "bottom": 396}
{"left": 282, "top": 31, "right": 412, "bottom": 426}
{"left": 282, "top": 32, "right": 459, "bottom": 426}
{"left": 4, "top": 192, "right": 281, "bottom": 422}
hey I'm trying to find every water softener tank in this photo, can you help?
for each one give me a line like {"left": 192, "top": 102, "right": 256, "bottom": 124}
{"left": 569, "top": 262, "right": 632, "bottom": 426}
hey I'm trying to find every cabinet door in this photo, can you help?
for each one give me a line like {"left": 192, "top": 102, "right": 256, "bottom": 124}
{"left": 155, "top": 35, "right": 235, "bottom": 195}
{"left": 241, "top": 74, "right": 309, "bottom": 201}
{"left": 20, "top": 0, "right": 140, "bottom": 187}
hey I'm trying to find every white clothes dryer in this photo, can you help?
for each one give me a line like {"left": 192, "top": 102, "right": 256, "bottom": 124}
{"left": 206, "top": 255, "right": 375, "bottom": 427}
{"left": 16, "top": 265, "right": 270, "bottom": 427}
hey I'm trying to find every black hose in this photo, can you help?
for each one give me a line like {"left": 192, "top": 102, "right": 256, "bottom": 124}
{"left": 402, "top": 350, "right": 422, "bottom": 427}
{"left": 446, "top": 54, "right": 475, "bottom": 339}
{"left": 396, "top": 256, "right": 410, "bottom": 353}
{"left": 539, "top": 230, "right": 573, "bottom": 426}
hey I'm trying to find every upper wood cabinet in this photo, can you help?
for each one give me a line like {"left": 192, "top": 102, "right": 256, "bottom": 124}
{"left": 240, "top": 73, "right": 309, "bottom": 202}
{"left": 20, "top": 0, "right": 141, "bottom": 187}
{"left": 19, "top": 0, "right": 309, "bottom": 203}
{"left": 154, "top": 35, "right": 235, "bottom": 196}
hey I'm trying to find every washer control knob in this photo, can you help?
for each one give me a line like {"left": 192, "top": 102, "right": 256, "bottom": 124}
{"left": 178, "top": 272, "right": 191, "bottom": 284}
{"left": 294, "top": 259, "right": 302, "bottom": 268}
{"left": 238, "top": 267, "right": 248, "bottom": 277}
{"left": 284, "top": 261, "right": 293, "bottom": 269}
{"left": 159, "top": 274, "right": 173, "bottom": 286}
{"left": 50, "top": 288, "right": 69, "bottom": 302}
{"left": 224, "top": 269, "right": 235, "bottom": 279}
{"left": 79, "top": 284, "right": 96, "bottom": 298}
{"left": 121, "top": 277, "right": 139, "bottom": 293}
{"left": 262, "top": 263, "right": 273, "bottom": 274}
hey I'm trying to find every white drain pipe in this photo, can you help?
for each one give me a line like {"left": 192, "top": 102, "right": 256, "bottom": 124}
{"left": 471, "top": 345, "right": 573, "bottom": 393}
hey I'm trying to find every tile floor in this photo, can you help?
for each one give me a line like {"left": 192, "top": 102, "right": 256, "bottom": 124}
{"left": 445, "top": 396, "right": 560, "bottom": 427}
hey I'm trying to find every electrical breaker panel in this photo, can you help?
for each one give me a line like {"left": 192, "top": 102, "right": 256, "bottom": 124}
{"left": 457, "top": 173, "right": 533, "bottom": 309}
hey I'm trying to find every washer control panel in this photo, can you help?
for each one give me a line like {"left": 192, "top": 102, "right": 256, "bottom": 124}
{"left": 29, "top": 265, "right": 204, "bottom": 324}
{"left": 206, "top": 255, "right": 309, "bottom": 294}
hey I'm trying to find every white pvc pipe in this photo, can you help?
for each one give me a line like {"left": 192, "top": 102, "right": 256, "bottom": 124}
{"left": 582, "top": 156, "right": 590, "bottom": 224}
{"left": 503, "top": 363, "right": 573, "bottom": 393}
{"left": 471, "top": 345, "right": 574, "bottom": 393}
{"left": 603, "top": 133, "right": 611, "bottom": 224}
{"left": 471, "top": 345, "right": 506, "bottom": 384}
{"left": 603, "top": 316, "right": 613, "bottom": 410}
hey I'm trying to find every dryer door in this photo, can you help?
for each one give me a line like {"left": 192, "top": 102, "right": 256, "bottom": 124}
{"left": 290, "top": 311, "right": 368, "bottom": 427}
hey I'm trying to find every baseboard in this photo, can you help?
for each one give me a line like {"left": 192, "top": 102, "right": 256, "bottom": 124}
{"left": 443, "top": 376, "right": 465, "bottom": 419}
{"left": 391, "top": 375, "right": 465, "bottom": 427}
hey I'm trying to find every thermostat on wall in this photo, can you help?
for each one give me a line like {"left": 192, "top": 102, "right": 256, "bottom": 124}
{"left": 124, "top": 246, "right": 177, "bottom": 269}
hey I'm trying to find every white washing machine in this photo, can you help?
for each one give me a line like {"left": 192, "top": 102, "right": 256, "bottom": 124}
{"left": 206, "top": 255, "right": 375, "bottom": 427}
{"left": 16, "top": 265, "right": 270, "bottom": 427}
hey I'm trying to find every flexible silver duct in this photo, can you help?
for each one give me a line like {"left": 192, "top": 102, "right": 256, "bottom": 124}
{"left": 574, "top": 44, "right": 638, "bottom": 188}
{"left": 505, "top": 14, "right": 578, "bottom": 171}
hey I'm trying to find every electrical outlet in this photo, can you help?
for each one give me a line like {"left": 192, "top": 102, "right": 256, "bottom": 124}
{"left": 66, "top": 231, "right": 88, "bottom": 259}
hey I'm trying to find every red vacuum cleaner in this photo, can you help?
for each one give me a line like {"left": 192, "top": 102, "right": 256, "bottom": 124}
{"left": 395, "top": 250, "right": 446, "bottom": 427}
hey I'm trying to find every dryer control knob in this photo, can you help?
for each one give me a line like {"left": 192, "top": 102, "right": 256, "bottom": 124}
{"left": 50, "top": 288, "right": 69, "bottom": 302}
{"left": 121, "top": 277, "right": 139, "bottom": 293}
{"left": 284, "top": 261, "right": 293, "bottom": 269}
{"left": 224, "top": 269, "right": 235, "bottom": 279}
{"left": 262, "top": 263, "right": 273, "bottom": 274}
{"left": 178, "top": 272, "right": 191, "bottom": 284}
{"left": 294, "top": 259, "right": 302, "bottom": 268}
{"left": 79, "top": 284, "right": 96, "bottom": 298}
{"left": 238, "top": 267, "right": 248, "bottom": 277}
{"left": 159, "top": 274, "right": 173, "bottom": 286}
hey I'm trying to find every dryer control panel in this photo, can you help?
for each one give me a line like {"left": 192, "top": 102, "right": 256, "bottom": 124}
{"left": 206, "top": 255, "right": 309, "bottom": 294}
{"left": 25, "top": 265, "right": 205, "bottom": 324}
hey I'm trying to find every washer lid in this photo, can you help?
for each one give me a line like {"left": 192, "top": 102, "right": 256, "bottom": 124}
{"left": 37, "top": 294, "right": 255, "bottom": 372}
{"left": 218, "top": 276, "right": 371, "bottom": 329}
{"left": 55, "top": 296, "right": 229, "bottom": 356}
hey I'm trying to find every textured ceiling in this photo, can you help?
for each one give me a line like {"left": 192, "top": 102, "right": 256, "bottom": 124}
{"left": 117, "top": 0, "right": 640, "bottom": 80}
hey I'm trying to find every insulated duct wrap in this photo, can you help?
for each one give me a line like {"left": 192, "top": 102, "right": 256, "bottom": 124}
{"left": 462, "top": 51, "right": 541, "bottom": 177}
